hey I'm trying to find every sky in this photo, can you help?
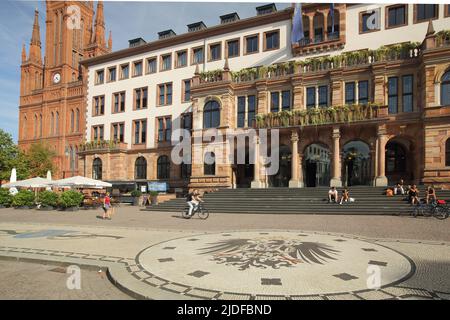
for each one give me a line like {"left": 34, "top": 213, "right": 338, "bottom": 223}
{"left": 0, "top": 0, "right": 290, "bottom": 142}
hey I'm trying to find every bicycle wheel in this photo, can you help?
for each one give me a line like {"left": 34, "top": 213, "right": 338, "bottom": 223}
{"left": 412, "top": 206, "right": 422, "bottom": 218}
{"left": 433, "top": 206, "right": 449, "bottom": 220}
{"left": 422, "top": 205, "right": 433, "bottom": 217}
{"left": 182, "top": 208, "right": 191, "bottom": 219}
{"left": 198, "top": 207, "right": 209, "bottom": 220}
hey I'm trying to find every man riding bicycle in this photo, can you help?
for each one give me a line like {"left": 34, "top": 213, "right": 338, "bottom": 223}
{"left": 186, "top": 189, "right": 203, "bottom": 217}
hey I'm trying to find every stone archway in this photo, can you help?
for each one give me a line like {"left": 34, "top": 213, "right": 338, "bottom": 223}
{"left": 303, "top": 143, "right": 331, "bottom": 187}
{"left": 342, "top": 140, "right": 371, "bottom": 186}
{"left": 385, "top": 137, "right": 414, "bottom": 185}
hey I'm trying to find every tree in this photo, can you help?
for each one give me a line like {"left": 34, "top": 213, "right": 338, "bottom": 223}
{"left": 0, "top": 129, "right": 20, "bottom": 184}
{"left": 25, "top": 142, "right": 56, "bottom": 178}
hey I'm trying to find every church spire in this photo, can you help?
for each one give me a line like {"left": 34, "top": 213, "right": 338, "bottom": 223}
{"left": 94, "top": 1, "right": 106, "bottom": 46}
{"left": 29, "top": 9, "right": 42, "bottom": 64}
{"left": 108, "top": 30, "right": 112, "bottom": 50}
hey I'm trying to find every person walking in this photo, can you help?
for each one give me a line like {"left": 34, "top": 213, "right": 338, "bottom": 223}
{"left": 102, "top": 192, "right": 112, "bottom": 220}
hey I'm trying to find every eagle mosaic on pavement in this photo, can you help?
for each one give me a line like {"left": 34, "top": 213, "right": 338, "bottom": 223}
{"left": 198, "top": 238, "right": 340, "bottom": 270}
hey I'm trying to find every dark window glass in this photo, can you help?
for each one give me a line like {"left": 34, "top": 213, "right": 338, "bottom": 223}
{"left": 134, "top": 121, "right": 140, "bottom": 144}
{"left": 193, "top": 48, "right": 204, "bottom": 64}
{"left": 92, "top": 158, "right": 102, "bottom": 180}
{"left": 417, "top": 4, "right": 438, "bottom": 21}
{"left": 306, "top": 87, "right": 316, "bottom": 109}
{"left": 388, "top": 77, "right": 398, "bottom": 114}
{"left": 204, "top": 152, "right": 216, "bottom": 175}
{"left": 345, "top": 82, "right": 356, "bottom": 104}
{"left": 165, "top": 118, "right": 172, "bottom": 142}
{"left": 282, "top": 91, "right": 291, "bottom": 110}
{"left": 402, "top": 75, "right": 413, "bottom": 112}
{"left": 210, "top": 44, "right": 221, "bottom": 61}
{"left": 246, "top": 36, "right": 258, "bottom": 53}
{"left": 270, "top": 92, "right": 279, "bottom": 113}
{"left": 141, "top": 120, "right": 146, "bottom": 143}
{"left": 388, "top": 6, "right": 406, "bottom": 27}
{"left": 265, "top": 31, "right": 279, "bottom": 50}
{"left": 386, "top": 142, "right": 406, "bottom": 173}
{"left": 135, "top": 157, "right": 147, "bottom": 180}
{"left": 181, "top": 162, "right": 192, "bottom": 180}
{"left": 109, "top": 68, "right": 116, "bottom": 81}
{"left": 446, "top": 139, "right": 450, "bottom": 166}
{"left": 358, "top": 81, "right": 369, "bottom": 105}
{"left": 147, "top": 58, "right": 157, "bottom": 73}
{"left": 177, "top": 51, "right": 187, "bottom": 67}
{"left": 184, "top": 80, "right": 191, "bottom": 102}
{"left": 119, "top": 123, "right": 124, "bottom": 142}
{"left": 142, "top": 88, "right": 147, "bottom": 108}
{"left": 318, "top": 86, "right": 328, "bottom": 107}
{"left": 237, "top": 96, "right": 246, "bottom": 128}
{"left": 167, "top": 84, "right": 172, "bottom": 105}
{"left": 121, "top": 64, "right": 129, "bottom": 78}
{"left": 158, "top": 118, "right": 164, "bottom": 142}
{"left": 134, "top": 61, "right": 142, "bottom": 76}
{"left": 96, "top": 70, "right": 104, "bottom": 84}
{"left": 227, "top": 40, "right": 239, "bottom": 57}
{"left": 441, "top": 71, "right": 450, "bottom": 106}
{"left": 114, "top": 94, "right": 119, "bottom": 113}
{"left": 182, "top": 113, "right": 192, "bottom": 130}
{"left": 162, "top": 55, "right": 171, "bottom": 70}
{"left": 247, "top": 95, "right": 256, "bottom": 127}
{"left": 135, "top": 89, "right": 141, "bottom": 109}
{"left": 203, "top": 100, "right": 221, "bottom": 128}
{"left": 157, "top": 156, "right": 170, "bottom": 179}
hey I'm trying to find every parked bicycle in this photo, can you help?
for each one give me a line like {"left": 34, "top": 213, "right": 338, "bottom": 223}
{"left": 182, "top": 203, "right": 209, "bottom": 220}
{"left": 412, "top": 200, "right": 449, "bottom": 220}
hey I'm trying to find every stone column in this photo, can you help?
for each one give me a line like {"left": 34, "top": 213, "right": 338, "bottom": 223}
{"left": 289, "top": 131, "right": 304, "bottom": 188}
{"left": 251, "top": 135, "right": 263, "bottom": 188}
{"left": 330, "top": 127, "right": 342, "bottom": 187}
{"left": 374, "top": 126, "right": 388, "bottom": 186}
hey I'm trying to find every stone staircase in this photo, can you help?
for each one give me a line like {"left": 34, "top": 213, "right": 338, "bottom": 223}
{"left": 142, "top": 186, "right": 450, "bottom": 215}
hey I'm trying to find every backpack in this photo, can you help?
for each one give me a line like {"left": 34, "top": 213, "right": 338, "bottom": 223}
{"left": 185, "top": 193, "right": 193, "bottom": 202}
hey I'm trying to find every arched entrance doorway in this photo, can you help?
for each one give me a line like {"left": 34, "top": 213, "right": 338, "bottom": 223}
{"left": 342, "top": 141, "right": 371, "bottom": 186}
{"left": 235, "top": 151, "right": 254, "bottom": 188}
{"left": 385, "top": 139, "right": 412, "bottom": 185}
{"left": 303, "top": 143, "right": 331, "bottom": 187}
{"left": 269, "top": 145, "right": 291, "bottom": 187}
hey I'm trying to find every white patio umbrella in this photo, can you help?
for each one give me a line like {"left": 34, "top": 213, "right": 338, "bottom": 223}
{"left": 49, "top": 176, "right": 112, "bottom": 189}
{"left": 2, "top": 177, "right": 52, "bottom": 189}
{"left": 10, "top": 168, "right": 17, "bottom": 183}
{"left": 46, "top": 170, "right": 52, "bottom": 191}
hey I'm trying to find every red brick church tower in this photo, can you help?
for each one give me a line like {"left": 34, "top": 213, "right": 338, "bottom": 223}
{"left": 18, "top": 1, "right": 111, "bottom": 178}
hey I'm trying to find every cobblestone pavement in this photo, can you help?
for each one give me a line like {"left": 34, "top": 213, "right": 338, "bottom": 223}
{"left": 0, "top": 207, "right": 449, "bottom": 300}
{"left": 0, "top": 260, "right": 132, "bottom": 299}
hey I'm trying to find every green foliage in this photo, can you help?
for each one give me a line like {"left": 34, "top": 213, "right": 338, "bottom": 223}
{"left": 0, "top": 188, "right": 12, "bottom": 206}
{"left": 23, "top": 142, "right": 56, "bottom": 178}
{"left": 130, "top": 189, "right": 142, "bottom": 197}
{"left": 37, "top": 190, "right": 59, "bottom": 207}
{"left": 149, "top": 191, "right": 159, "bottom": 197}
{"left": 0, "top": 129, "right": 23, "bottom": 183}
{"left": 12, "top": 190, "right": 35, "bottom": 207}
{"left": 58, "top": 190, "right": 83, "bottom": 208}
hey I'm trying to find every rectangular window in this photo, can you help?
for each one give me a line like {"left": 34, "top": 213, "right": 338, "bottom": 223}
{"left": 108, "top": 67, "right": 116, "bottom": 82}
{"left": 388, "top": 77, "right": 398, "bottom": 114}
{"left": 192, "top": 47, "right": 204, "bottom": 64}
{"left": 93, "top": 95, "right": 105, "bottom": 116}
{"left": 133, "top": 119, "right": 147, "bottom": 144}
{"left": 402, "top": 75, "right": 413, "bottom": 113}
{"left": 358, "top": 81, "right": 369, "bottom": 105}
{"left": 146, "top": 57, "right": 157, "bottom": 74}
{"left": 134, "top": 87, "right": 148, "bottom": 110}
{"left": 157, "top": 117, "right": 172, "bottom": 142}
{"left": 158, "top": 83, "right": 172, "bottom": 106}
{"left": 120, "top": 63, "right": 129, "bottom": 79}
{"left": 112, "top": 123, "right": 124, "bottom": 142}
{"left": 176, "top": 50, "right": 187, "bottom": 68}
{"left": 446, "top": 5, "right": 450, "bottom": 17}
{"left": 182, "top": 79, "right": 191, "bottom": 102}
{"left": 160, "top": 54, "right": 172, "bottom": 71}
{"left": 181, "top": 113, "right": 192, "bottom": 130}
{"left": 247, "top": 95, "right": 256, "bottom": 128}
{"left": 306, "top": 87, "right": 316, "bottom": 109}
{"left": 387, "top": 5, "right": 407, "bottom": 28}
{"left": 345, "top": 82, "right": 356, "bottom": 104}
{"left": 226, "top": 39, "right": 239, "bottom": 58}
{"left": 416, "top": 4, "right": 438, "bottom": 22}
{"left": 209, "top": 43, "right": 221, "bottom": 61}
{"left": 281, "top": 91, "right": 291, "bottom": 110}
{"left": 245, "top": 35, "right": 259, "bottom": 54}
{"left": 360, "top": 10, "right": 380, "bottom": 33}
{"left": 264, "top": 30, "right": 280, "bottom": 51}
{"left": 270, "top": 92, "right": 280, "bottom": 113}
{"left": 237, "top": 96, "right": 246, "bottom": 128}
{"left": 95, "top": 69, "right": 104, "bottom": 84}
{"left": 92, "top": 125, "right": 104, "bottom": 141}
{"left": 112, "top": 92, "right": 125, "bottom": 113}
{"left": 133, "top": 60, "right": 143, "bottom": 77}
{"left": 318, "top": 86, "right": 328, "bottom": 107}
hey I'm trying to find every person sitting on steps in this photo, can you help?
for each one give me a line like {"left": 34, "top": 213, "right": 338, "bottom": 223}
{"left": 328, "top": 187, "right": 338, "bottom": 203}
{"left": 426, "top": 185, "right": 437, "bottom": 204}
{"left": 408, "top": 184, "right": 420, "bottom": 205}
{"left": 394, "top": 179, "right": 405, "bottom": 195}
{"left": 339, "top": 188, "right": 349, "bottom": 205}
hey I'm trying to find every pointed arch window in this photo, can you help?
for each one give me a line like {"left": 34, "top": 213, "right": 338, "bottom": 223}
{"left": 441, "top": 70, "right": 450, "bottom": 106}
{"left": 70, "top": 110, "right": 75, "bottom": 132}
{"left": 51, "top": 112, "right": 55, "bottom": 135}
{"left": 203, "top": 100, "right": 220, "bottom": 128}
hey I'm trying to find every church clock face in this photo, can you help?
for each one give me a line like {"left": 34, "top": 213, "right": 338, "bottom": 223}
{"left": 53, "top": 73, "right": 61, "bottom": 84}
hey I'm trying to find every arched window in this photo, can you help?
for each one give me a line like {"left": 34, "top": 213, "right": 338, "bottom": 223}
{"left": 39, "top": 114, "right": 42, "bottom": 137}
{"left": 313, "top": 13, "right": 325, "bottom": 43}
{"left": 51, "top": 112, "right": 54, "bottom": 135}
{"left": 181, "top": 162, "right": 192, "bottom": 180}
{"left": 34, "top": 114, "right": 38, "bottom": 138}
{"left": 92, "top": 158, "right": 102, "bottom": 180}
{"left": 23, "top": 116, "right": 27, "bottom": 139}
{"left": 442, "top": 70, "right": 450, "bottom": 106}
{"left": 76, "top": 109, "right": 80, "bottom": 132}
{"left": 70, "top": 110, "right": 74, "bottom": 132}
{"left": 55, "top": 112, "right": 59, "bottom": 135}
{"left": 327, "top": 9, "right": 340, "bottom": 39}
{"left": 446, "top": 138, "right": 450, "bottom": 167}
{"left": 203, "top": 100, "right": 220, "bottom": 128}
{"left": 135, "top": 157, "right": 147, "bottom": 180}
{"left": 157, "top": 156, "right": 170, "bottom": 179}
{"left": 204, "top": 152, "right": 216, "bottom": 175}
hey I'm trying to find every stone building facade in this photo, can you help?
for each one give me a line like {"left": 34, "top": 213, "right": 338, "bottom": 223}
{"left": 78, "top": 3, "right": 450, "bottom": 191}
{"left": 18, "top": 1, "right": 111, "bottom": 179}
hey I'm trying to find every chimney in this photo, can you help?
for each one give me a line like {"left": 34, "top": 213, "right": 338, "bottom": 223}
{"left": 187, "top": 21, "right": 207, "bottom": 33}
{"left": 128, "top": 38, "right": 146, "bottom": 48}
{"left": 220, "top": 12, "right": 240, "bottom": 24}
{"left": 256, "top": 3, "right": 277, "bottom": 16}
{"left": 158, "top": 29, "right": 176, "bottom": 40}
